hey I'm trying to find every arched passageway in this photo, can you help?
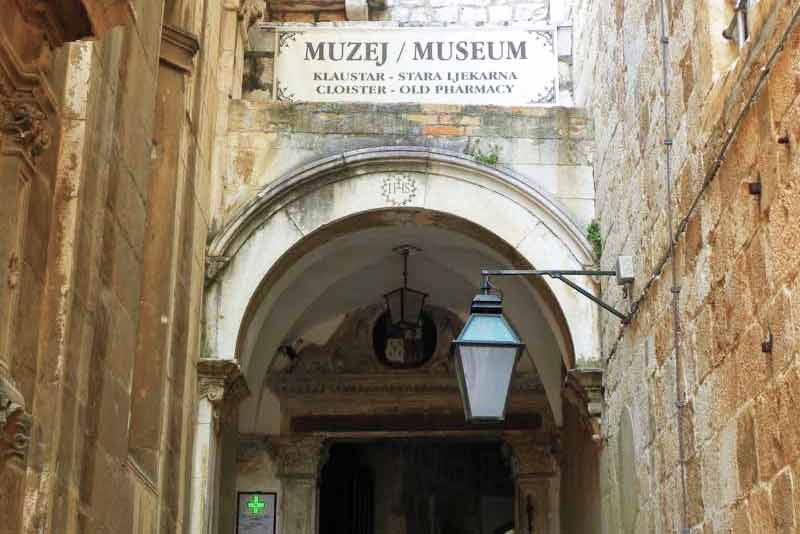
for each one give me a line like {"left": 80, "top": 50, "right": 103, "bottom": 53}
{"left": 197, "top": 147, "right": 602, "bottom": 534}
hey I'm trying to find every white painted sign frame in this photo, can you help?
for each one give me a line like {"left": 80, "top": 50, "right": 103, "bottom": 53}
{"left": 259, "top": 24, "right": 560, "bottom": 107}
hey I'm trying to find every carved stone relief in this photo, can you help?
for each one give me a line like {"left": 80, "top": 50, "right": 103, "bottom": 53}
{"left": 204, "top": 255, "right": 231, "bottom": 287}
{"left": 270, "top": 303, "right": 461, "bottom": 376}
{"left": 0, "top": 370, "right": 31, "bottom": 467}
{"left": 12, "top": 0, "right": 132, "bottom": 47}
{"left": 501, "top": 432, "right": 558, "bottom": 479}
{"left": 268, "top": 434, "right": 329, "bottom": 477}
{"left": 239, "top": 0, "right": 266, "bottom": 29}
{"left": 0, "top": 102, "right": 52, "bottom": 157}
{"left": 267, "top": 302, "right": 544, "bottom": 397}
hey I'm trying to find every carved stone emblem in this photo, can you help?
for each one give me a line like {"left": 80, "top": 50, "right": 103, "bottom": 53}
{"left": 1, "top": 102, "right": 52, "bottom": 157}
{"left": 381, "top": 173, "right": 418, "bottom": 207}
{"left": 0, "top": 372, "right": 31, "bottom": 468}
{"left": 238, "top": 0, "right": 266, "bottom": 29}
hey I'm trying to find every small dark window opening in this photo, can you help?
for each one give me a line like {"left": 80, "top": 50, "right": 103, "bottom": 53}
{"left": 372, "top": 310, "right": 437, "bottom": 368}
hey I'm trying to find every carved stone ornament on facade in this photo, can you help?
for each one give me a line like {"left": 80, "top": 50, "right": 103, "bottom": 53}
{"left": 197, "top": 359, "right": 251, "bottom": 433}
{"left": 1, "top": 102, "right": 52, "bottom": 157}
{"left": 239, "top": 0, "right": 266, "bottom": 29}
{"left": 160, "top": 24, "right": 200, "bottom": 74}
{"left": 0, "top": 370, "right": 31, "bottom": 468}
{"left": 204, "top": 255, "right": 231, "bottom": 287}
{"left": 501, "top": 432, "right": 558, "bottom": 479}
{"left": 267, "top": 435, "right": 329, "bottom": 478}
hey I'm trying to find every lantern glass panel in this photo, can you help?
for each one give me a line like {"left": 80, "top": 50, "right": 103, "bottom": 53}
{"left": 458, "top": 313, "right": 520, "bottom": 344}
{"left": 454, "top": 343, "right": 519, "bottom": 420}
{"left": 385, "top": 288, "right": 426, "bottom": 328}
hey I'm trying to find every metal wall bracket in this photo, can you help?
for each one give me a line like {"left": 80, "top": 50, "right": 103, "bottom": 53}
{"left": 481, "top": 256, "right": 635, "bottom": 324}
{"left": 722, "top": 0, "right": 748, "bottom": 48}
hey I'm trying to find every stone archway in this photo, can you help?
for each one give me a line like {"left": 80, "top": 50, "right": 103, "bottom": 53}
{"left": 206, "top": 145, "right": 597, "bottom": 373}
{"left": 197, "top": 146, "right": 601, "bottom": 534}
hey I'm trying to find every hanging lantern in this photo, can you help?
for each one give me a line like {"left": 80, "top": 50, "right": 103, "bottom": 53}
{"left": 451, "top": 292, "right": 524, "bottom": 421}
{"left": 384, "top": 246, "right": 428, "bottom": 332}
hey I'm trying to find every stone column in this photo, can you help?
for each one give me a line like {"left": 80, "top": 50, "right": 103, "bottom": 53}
{"left": 190, "top": 360, "right": 250, "bottom": 534}
{"left": 269, "top": 435, "right": 329, "bottom": 534}
{"left": 503, "top": 433, "right": 560, "bottom": 534}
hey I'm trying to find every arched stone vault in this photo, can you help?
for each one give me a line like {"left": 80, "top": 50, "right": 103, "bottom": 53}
{"left": 205, "top": 146, "right": 599, "bottom": 428}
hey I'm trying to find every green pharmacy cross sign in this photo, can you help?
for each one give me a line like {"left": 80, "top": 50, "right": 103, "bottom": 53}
{"left": 237, "top": 492, "right": 276, "bottom": 534}
{"left": 247, "top": 495, "right": 266, "bottom": 517}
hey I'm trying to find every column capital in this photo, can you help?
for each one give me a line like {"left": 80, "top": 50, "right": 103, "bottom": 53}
{"left": 0, "top": 367, "right": 31, "bottom": 468}
{"left": 160, "top": 24, "right": 200, "bottom": 74}
{"left": 501, "top": 432, "right": 558, "bottom": 479}
{"left": 267, "top": 434, "right": 329, "bottom": 478}
{"left": 197, "top": 359, "right": 250, "bottom": 407}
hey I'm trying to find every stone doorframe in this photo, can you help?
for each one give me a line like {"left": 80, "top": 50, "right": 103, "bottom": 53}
{"left": 252, "top": 430, "right": 560, "bottom": 534}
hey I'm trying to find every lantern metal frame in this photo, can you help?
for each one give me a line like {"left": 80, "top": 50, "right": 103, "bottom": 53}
{"left": 451, "top": 292, "right": 525, "bottom": 421}
{"left": 383, "top": 245, "right": 428, "bottom": 332}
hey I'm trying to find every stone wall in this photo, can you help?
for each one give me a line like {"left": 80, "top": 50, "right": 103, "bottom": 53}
{"left": 575, "top": 0, "right": 800, "bottom": 531}
{"left": 375, "top": 0, "right": 554, "bottom": 25}
{"left": 266, "top": 0, "right": 569, "bottom": 24}
{"left": 222, "top": 101, "right": 595, "bottom": 230}
{"left": 0, "top": 0, "right": 249, "bottom": 532}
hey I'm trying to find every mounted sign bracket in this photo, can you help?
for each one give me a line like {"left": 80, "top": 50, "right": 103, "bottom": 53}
{"left": 480, "top": 256, "right": 635, "bottom": 324}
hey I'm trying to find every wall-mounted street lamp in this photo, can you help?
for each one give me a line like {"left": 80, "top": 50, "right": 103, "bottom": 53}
{"left": 452, "top": 257, "right": 635, "bottom": 422}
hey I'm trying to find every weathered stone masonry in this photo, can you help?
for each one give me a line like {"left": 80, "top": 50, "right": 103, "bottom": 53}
{"left": 575, "top": 0, "right": 800, "bottom": 531}
{"left": 0, "top": 1, "right": 262, "bottom": 533}
{"left": 223, "top": 101, "right": 595, "bottom": 229}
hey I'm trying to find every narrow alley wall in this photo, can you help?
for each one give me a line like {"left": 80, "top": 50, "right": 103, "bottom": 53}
{"left": 575, "top": 0, "right": 800, "bottom": 531}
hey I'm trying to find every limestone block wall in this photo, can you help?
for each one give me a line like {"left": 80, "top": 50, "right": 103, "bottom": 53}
{"left": 375, "top": 0, "right": 555, "bottom": 25}
{"left": 222, "top": 101, "right": 595, "bottom": 232}
{"left": 266, "top": 0, "right": 571, "bottom": 24}
{"left": 574, "top": 0, "right": 800, "bottom": 531}
{"left": 0, "top": 0, "right": 239, "bottom": 532}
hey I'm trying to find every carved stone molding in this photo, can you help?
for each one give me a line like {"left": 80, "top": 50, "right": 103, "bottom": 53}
{"left": 239, "top": 0, "right": 266, "bottom": 29}
{"left": 501, "top": 432, "right": 558, "bottom": 479}
{"left": 267, "top": 0, "right": 384, "bottom": 14}
{"left": 204, "top": 255, "right": 231, "bottom": 287}
{"left": 563, "top": 368, "right": 603, "bottom": 444}
{"left": 267, "top": 434, "right": 328, "bottom": 478}
{"left": 12, "top": 0, "right": 133, "bottom": 48}
{"left": 160, "top": 24, "right": 200, "bottom": 74}
{"left": 0, "top": 369, "right": 31, "bottom": 468}
{"left": 198, "top": 359, "right": 250, "bottom": 406}
{"left": 197, "top": 359, "right": 250, "bottom": 434}
{"left": 269, "top": 374, "right": 544, "bottom": 397}
{"left": 1, "top": 101, "right": 52, "bottom": 157}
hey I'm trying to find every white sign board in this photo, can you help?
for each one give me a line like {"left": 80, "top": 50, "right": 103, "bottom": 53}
{"left": 268, "top": 27, "right": 557, "bottom": 106}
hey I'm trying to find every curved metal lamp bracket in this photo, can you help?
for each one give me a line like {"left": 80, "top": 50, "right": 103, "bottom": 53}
{"left": 481, "top": 256, "right": 635, "bottom": 324}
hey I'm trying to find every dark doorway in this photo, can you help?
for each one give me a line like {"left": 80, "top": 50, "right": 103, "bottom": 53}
{"left": 319, "top": 441, "right": 514, "bottom": 534}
